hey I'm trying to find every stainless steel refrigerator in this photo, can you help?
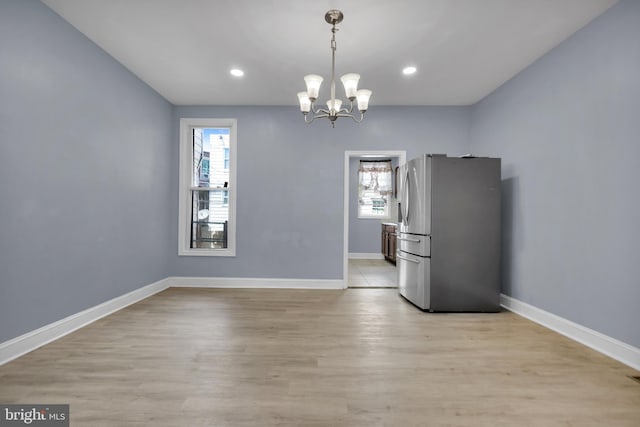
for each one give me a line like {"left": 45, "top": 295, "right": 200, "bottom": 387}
{"left": 396, "top": 154, "right": 501, "bottom": 312}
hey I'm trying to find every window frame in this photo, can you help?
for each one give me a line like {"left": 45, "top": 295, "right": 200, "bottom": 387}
{"left": 178, "top": 118, "right": 237, "bottom": 257}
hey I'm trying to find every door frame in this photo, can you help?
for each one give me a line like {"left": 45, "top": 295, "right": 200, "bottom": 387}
{"left": 343, "top": 150, "right": 407, "bottom": 287}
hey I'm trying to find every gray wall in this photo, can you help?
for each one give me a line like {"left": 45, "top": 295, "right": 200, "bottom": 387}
{"left": 348, "top": 157, "right": 399, "bottom": 255}
{"left": 0, "top": 0, "right": 174, "bottom": 342}
{"left": 171, "top": 106, "right": 469, "bottom": 279}
{"left": 470, "top": 0, "right": 640, "bottom": 347}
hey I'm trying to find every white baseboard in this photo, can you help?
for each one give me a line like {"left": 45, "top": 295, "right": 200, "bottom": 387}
{"left": 349, "top": 253, "right": 385, "bottom": 260}
{"left": 0, "top": 278, "right": 171, "bottom": 366}
{"left": 168, "top": 276, "right": 346, "bottom": 290}
{"left": 500, "top": 294, "right": 640, "bottom": 371}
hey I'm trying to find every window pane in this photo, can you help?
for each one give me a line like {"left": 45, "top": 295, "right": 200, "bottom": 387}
{"left": 193, "top": 128, "right": 231, "bottom": 188}
{"left": 190, "top": 189, "right": 228, "bottom": 249}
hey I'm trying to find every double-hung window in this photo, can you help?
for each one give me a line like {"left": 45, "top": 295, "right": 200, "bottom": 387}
{"left": 178, "top": 118, "right": 236, "bottom": 256}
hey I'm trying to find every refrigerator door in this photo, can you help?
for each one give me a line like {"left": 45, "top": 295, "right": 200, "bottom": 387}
{"left": 397, "top": 250, "right": 430, "bottom": 310}
{"left": 399, "top": 155, "right": 431, "bottom": 236}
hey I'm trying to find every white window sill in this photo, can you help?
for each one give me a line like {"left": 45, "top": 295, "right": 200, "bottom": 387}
{"left": 178, "top": 248, "right": 236, "bottom": 257}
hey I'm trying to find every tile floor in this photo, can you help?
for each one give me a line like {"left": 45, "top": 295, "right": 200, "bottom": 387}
{"left": 348, "top": 258, "right": 397, "bottom": 288}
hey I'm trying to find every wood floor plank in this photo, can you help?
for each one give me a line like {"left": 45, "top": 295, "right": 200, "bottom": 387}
{"left": 1, "top": 288, "right": 639, "bottom": 426}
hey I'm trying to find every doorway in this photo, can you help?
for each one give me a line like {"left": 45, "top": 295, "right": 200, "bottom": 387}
{"left": 343, "top": 150, "right": 406, "bottom": 288}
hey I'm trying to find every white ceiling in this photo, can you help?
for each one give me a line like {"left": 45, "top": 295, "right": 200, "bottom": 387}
{"left": 42, "top": 0, "right": 617, "bottom": 106}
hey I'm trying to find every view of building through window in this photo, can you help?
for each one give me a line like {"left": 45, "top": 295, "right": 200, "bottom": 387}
{"left": 358, "top": 160, "right": 393, "bottom": 218}
{"left": 191, "top": 127, "right": 230, "bottom": 249}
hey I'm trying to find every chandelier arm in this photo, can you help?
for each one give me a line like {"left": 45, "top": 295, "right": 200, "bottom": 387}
{"left": 340, "top": 100, "right": 355, "bottom": 114}
{"left": 310, "top": 102, "right": 325, "bottom": 115}
{"left": 304, "top": 113, "right": 330, "bottom": 124}
{"left": 336, "top": 112, "right": 365, "bottom": 123}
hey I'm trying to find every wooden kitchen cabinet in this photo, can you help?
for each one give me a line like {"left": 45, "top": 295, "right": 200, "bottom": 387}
{"left": 381, "top": 223, "right": 397, "bottom": 263}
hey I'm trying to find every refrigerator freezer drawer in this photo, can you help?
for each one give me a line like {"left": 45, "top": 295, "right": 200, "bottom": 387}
{"left": 397, "top": 233, "right": 430, "bottom": 257}
{"left": 397, "top": 251, "right": 430, "bottom": 310}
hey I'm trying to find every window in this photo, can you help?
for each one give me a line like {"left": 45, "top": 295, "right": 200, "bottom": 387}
{"left": 179, "top": 118, "right": 236, "bottom": 256}
{"left": 358, "top": 160, "right": 393, "bottom": 218}
{"left": 223, "top": 147, "right": 230, "bottom": 170}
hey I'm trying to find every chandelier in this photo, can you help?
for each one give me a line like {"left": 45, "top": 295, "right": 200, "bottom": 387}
{"left": 297, "top": 10, "right": 372, "bottom": 127}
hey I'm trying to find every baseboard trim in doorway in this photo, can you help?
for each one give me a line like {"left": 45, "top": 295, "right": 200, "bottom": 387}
{"left": 168, "top": 276, "right": 346, "bottom": 290}
{"left": 500, "top": 294, "right": 640, "bottom": 371}
{"left": 348, "top": 253, "right": 385, "bottom": 260}
{"left": 0, "top": 278, "right": 171, "bottom": 366}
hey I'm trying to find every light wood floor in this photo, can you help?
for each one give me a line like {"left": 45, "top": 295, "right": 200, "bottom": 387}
{"left": 1, "top": 288, "right": 639, "bottom": 426}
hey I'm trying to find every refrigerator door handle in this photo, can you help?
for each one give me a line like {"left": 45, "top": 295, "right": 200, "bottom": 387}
{"left": 397, "top": 236, "right": 421, "bottom": 243}
{"left": 396, "top": 253, "right": 421, "bottom": 264}
{"left": 404, "top": 170, "right": 410, "bottom": 225}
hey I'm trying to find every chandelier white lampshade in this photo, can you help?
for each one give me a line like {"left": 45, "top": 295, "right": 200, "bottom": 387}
{"left": 326, "top": 99, "right": 343, "bottom": 114}
{"left": 356, "top": 89, "right": 372, "bottom": 112}
{"left": 297, "top": 92, "right": 311, "bottom": 113}
{"left": 340, "top": 73, "right": 360, "bottom": 100}
{"left": 303, "top": 75, "right": 323, "bottom": 101}
{"left": 297, "top": 10, "right": 372, "bottom": 127}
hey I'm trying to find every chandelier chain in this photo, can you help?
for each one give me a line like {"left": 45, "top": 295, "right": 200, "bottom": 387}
{"left": 330, "top": 25, "right": 337, "bottom": 110}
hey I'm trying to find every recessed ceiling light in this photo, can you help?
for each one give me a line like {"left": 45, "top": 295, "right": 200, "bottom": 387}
{"left": 230, "top": 68, "right": 244, "bottom": 77}
{"left": 402, "top": 66, "right": 417, "bottom": 75}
